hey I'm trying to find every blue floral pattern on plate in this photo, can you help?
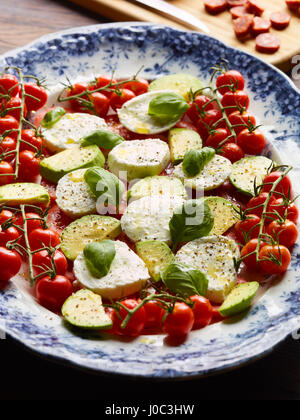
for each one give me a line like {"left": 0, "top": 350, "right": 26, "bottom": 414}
{"left": 0, "top": 23, "right": 300, "bottom": 378}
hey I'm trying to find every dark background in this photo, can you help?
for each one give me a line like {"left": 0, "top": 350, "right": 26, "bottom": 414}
{"left": 1, "top": 0, "right": 300, "bottom": 401}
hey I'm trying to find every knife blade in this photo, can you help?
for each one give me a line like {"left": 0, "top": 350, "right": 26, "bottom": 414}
{"left": 128, "top": 0, "right": 210, "bottom": 34}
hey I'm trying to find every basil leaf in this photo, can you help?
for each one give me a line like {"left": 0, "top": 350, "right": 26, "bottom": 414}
{"left": 148, "top": 92, "right": 189, "bottom": 124}
{"left": 182, "top": 147, "right": 215, "bottom": 177}
{"left": 169, "top": 200, "right": 214, "bottom": 250}
{"left": 83, "top": 240, "right": 116, "bottom": 278}
{"left": 161, "top": 263, "right": 208, "bottom": 298}
{"left": 84, "top": 167, "right": 125, "bottom": 211}
{"left": 81, "top": 129, "right": 124, "bottom": 150}
{"left": 41, "top": 107, "right": 66, "bottom": 128}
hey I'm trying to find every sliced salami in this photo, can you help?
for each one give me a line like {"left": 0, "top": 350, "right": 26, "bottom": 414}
{"left": 255, "top": 33, "right": 281, "bottom": 54}
{"left": 270, "top": 11, "right": 291, "bottom": 30}
{"left": 230, "top": 6, "right": 253, "bottom": 19}
{"left": 204, "top": 0, "right": 228, "bottom": 15}
{"left": 233, "top": 15, "right": 254, "bottom": 39}
{"left": 247, "top": 0, "right": 264, "bottom": 16}
{"left": 251, "top": 17, "right": 271, "bottom": 36}
{"left": 227, "top": 0, "right": 248, "bottom": 7}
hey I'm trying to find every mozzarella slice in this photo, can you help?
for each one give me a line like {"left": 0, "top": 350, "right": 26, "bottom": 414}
{"left": 121, "top": 195, "right": 185, "bottom": 243}
{"left": 42, "top": 113, "right": 108, "bottom": 152}
{"left": 173, "top": 155, "right": 232, "bottom": 191}
{"left": 175, "top": 235, "right": 239, "bottom": 304}
{"left": 107, "top": 139, "right": 170, "bottom": 181}
{"left": 117, "top": 90, "right": 182, "bottom": 134}
{"left": 56, "top": 169, "right": 96, "bottom": 218}
{"left": 73, "top": 241, "right": 149, "bottom": 299}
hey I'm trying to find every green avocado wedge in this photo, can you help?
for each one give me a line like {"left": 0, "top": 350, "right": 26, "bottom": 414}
{"left": 203, "top": 196, "right": 238, "bottom": 235}
{"left": 39, "top": 145, "right": 105, "bottom": 183}
{"left": 168, "top": 128, "right": 202, "bottom": 163}
{"left": 219, "top": 282, "right": 259, "bottom": 317}
{"left": 149, "top": 74, "right": 203, "bottom": 101}
{"left": 0, "top": 183, "right": 50, "bottom": 205}
{"left": 62, "top": 289, "right": 113, "bottom": 329}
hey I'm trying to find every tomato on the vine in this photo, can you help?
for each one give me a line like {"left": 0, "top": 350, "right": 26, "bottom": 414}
{"left": 0, "top": 226, "right": 20, "bottom": 247}
{"left": 196, "top": 108, "right": 224, "bottom": 140}
{"left": 15, "top": 212, "right": 44, "bottom": 234}
{"left": 35, "top": 275, "right": 73, "bottom": 312}
{"left": 90, "top": 92, "right": 110, "bottom": 117}
{"left": 94, "top": 75, "right": 117, "bottom": 98}
{"left": 220, "top": 142, "right": 245, "bottom": 163}
{"left": 24, "top": 83, "right": 47, "bottom": 112}
{"left": 0, "top": 210, "right": 16, "bottom": 225}
{"left": 0, "top": 136, "right": 16, "bottom": 162}
{"left": 268, "top": 198, "right": 299, "bottom": 224}
{"left": 186, "top": 95, "right": 216, "bottom": 123}
{"left": 262, "top": 172, "right": 292, "bottom": 198}
{"left": 20, "top": 129, "right": 43, "bottom": 152}
{"left": 0, "top": 74, "right": 20, "bottom": 97}
{"left": 32, "top": 249, "right": 68, "bottom": 276}
{"left": 206, "top": 127, "right": 231, "bottom": 149}
{"left": 259, "top": 244, "right": 291, "bottom": 275}
{"left": 2, "top": 96, "right": 27, "bottom": 121}
{"left": 246, "top": 193, "right": 276, "bottom": 217}
{"left": 111, "top": 299, "right": 146, "bottom": 336}
{"left": 143, "top": 300, "right": 164, "bottom": 329}
{"left": 110, "top": 89, "right": 136, "bottom": 111}
{"left": 175, "top": 120, "right": 198, "bottom": 132}
{"left": 221, "top": 90, "right": 250, "bottom": 115}
{"left": 267, "top": 220, "right": 298, "bottom": 248}
{"left": 0, "top": 115, "right": 19, "bottom": 139}
{"left": 28, "top": 228, "right": 60, "bottom": 251}
{"left": 241, "top": 239, "right": 267, "bottom": 270}
{"left": 0, "top": 160, "right": 14, "bottom": 185}
{"left": 190, "top": 295, "right": 213, "bottom": 329}
{"left": 67, "top": 82, "right": 88, "bottom": 111}
{"left": 162, "top": 302, "right": 194, "bottom": 338}
{"left": 18, "top": 150, "right": 40, "bottom": 181}
{"left": 237, "top": 128, "right": 266, "bottom": 155}
{"left": 121, "top": 78, "right": 149, "bottom": 96}
{"left": 216, "top": 70, "right": 245, "bottom": 95}
{"left": 0, "top": 247, "right": 22, "bottom": 283}
{"left": 234, "top": 214, "right": 261, "bottom": 244}
{"left": 228, "top": 111, "right": 256, "bottom": 135}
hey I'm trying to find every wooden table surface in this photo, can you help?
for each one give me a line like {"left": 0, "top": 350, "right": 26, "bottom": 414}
{"left": 1, "top": 0, "right": 300, "bottom": 402}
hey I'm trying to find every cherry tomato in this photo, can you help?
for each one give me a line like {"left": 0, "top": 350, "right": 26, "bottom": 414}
{"left": 110, "top": 89, "right": 136, "bottom": 111}
{"left": 0, "top": 247, "right": 22, "bottom": 283}
{"left": 234, "top": 214, "right": 261, "bottom": 243}
{"left": 32, "top": 249, "right": 68, "bottom": 276}
{"left": 15, "top": 212, "right": 44, "bottom": 234}
{"left": 162, "top": 302, "right": 194, "bottom": 338}
{"left": 90, "top": 92, "right": 110, "bottom": 117}
{"left": 0, "top": 226, "right": 20, "bottom": 247}
{"left": 0, "top": 160, "right": 14, "bottom": 185}
{"left": 259, "top": 244, "right": 291, "bottom": 275}
{"left": 20, "top": 129, "right": 43, "bottom": 152}
{"left": 143, "top": 300, "right": 164, "bottom": 329}
{"left": 262, "top": 171, "right": 292, "bottom": 199}
{"left": 111, "top": 299, "right": 146, "bottom": 336}
{"left": 175, "top": 120, "right": 198, "bottom": 132}
{"left": 190, "top": 295, "right": 213, "bottom": 329}
{"left": 228, "top": 110, "right": 256, "bottom": 135}
{"left": 35, "top": 275, "right": 73, "bottom": 312}
{"left": 186, "top": 95, "right": 215, "bottom": 123}
{"left": 24, "top": 83, "right": 47, "bottom": 112}
{"left": 241, "top": 239, "right": 267, "bottom": 270}
{"left": 237, "top": 128, "right": 266, "bottom": 155}
{"left": 0, "top": 137, "right": 16, "bottom": 162}
{"left": 94, "top": 75, "right": 117, "bottom": 98}
{"left": 196, "top": 109, "right": 224, "bottom": 140}
{"left": 121, "top": 78, "right": 149, "bottom": 96}
{"left": 67, "top": 82, "right": 88, "bottom": 111}
{"left": 18, "top": 150, "right": 40, "bottom": 181}
{"left": 268, "top": 198, "right": 299, "bottom": 224}
{"left": 267, "top": 220, "right": 298, "bottom": 248}
{"left": 220, "top": 142, "right": 245, "bottom": 163}
{"left": 246, "top": 193, "right": 276, "bottom": 217}
{"left": 206, "top": 128, "right": 231, "bottom": 149}
{"left": 216, "top": 70, "right": 245, "bottom": 95}
{"left": 1, "top": 96, "right": 27, "bottom": 121}
{"left": 0, "top": 115, "right": 19, "bottom": 139}
{"left": 221, "top": 90, "right": 250, "bottom": 115}
{"left": 0, "top": 210, "right": 16, "bottom": 226}
{"left": 0, "top": 74, "right": 19, "bottom": 97}
{"left": 28, "top": 228, "right": 60, "bottom": 251}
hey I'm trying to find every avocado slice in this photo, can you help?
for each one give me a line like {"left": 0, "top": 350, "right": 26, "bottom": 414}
{"left": 149, "top": 74, "right": 203, "bottom": 101}
{"left": 60, "top": 215, "right": 121, "bottom": 261}
{"left": 219, "top": 282, "right": 259, "bottom": 317}
{"left": 168, "top": 128, "right": 202, "bottom": 163}
{"left": 229, "top": 156, "right": 273, "bottom": 196}
{"left": 39, "top": 145, "right": 105, "bottom": 183}
{"left": 136, "top": 240, "right": 175, "bottom": 281}
{"left": 62, "top": 289, "right": 113, "bottom": 329}
{"left": 0, "top": 183, "right": 50, "bottom": 205}
{"left": 204, "top": 196, "right": 238, "bottom": 235}
{"left": 128, "top": 176, "right": 187, "bottom": 202}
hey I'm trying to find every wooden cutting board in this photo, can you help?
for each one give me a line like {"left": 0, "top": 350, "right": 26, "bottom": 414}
{"left": 69, "top": 0, "right": 300, "bottom": 71}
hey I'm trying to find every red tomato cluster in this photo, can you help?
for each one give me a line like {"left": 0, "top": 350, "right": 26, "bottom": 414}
{"left": 67, "top": 75, "right": 149, "bottom": 117}
{"left": 0, "top": 74, "right": 47, "bottom": 184}
{"left": 204, "top": 0, "right": 294, "bottom": 55}
{"left": 239, "top": 172, "right": 298, "bottom": 274}
{"left": 186, "top": 69, "right": 265, "bottom": 163}
{"left": 107, "top": 295, "right": 213, "bottom": 339}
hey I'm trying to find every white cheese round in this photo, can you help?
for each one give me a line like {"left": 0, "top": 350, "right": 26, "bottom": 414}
{"left": 74, "top": 241, "right": 149, "bottom": 299}
{"left": 42, "top": 112, "right": 108, "bottom": 152}
{"left": 117, "top": 90, "right": 182, "bottom": 134}
{"left": 121, "top": 195, "right": 185, "bottom": 243}
{"left": 107, "top": 139, "right": 170, "bottom": 181}
{"left": 175, "top": 235, "right": 240, "bottom": 304}
{"left": 173, "top": 155, "right": 232, "bottom": 191}
{"left": 56, "top": 168, "right": 96, "bottom": 218}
